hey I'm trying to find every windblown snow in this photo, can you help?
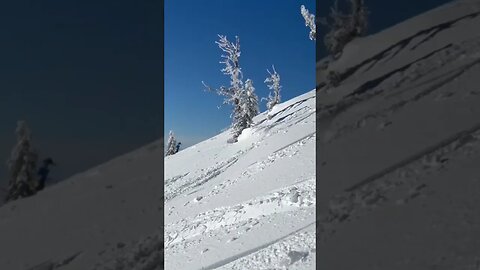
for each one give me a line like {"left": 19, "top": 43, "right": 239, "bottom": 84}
{"left": 164, "top": 90, "right": 316, "bottom": 269}
{"left": 317, "top": 0, "right": 480, "bottom": 268}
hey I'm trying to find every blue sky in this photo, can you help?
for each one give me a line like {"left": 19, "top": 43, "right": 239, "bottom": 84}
{"left": 165, "top": 0, "right": 316, "bottom": 148}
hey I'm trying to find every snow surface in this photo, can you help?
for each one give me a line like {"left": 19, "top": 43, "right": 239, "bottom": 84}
{"left": 317, "top": 0, "right": 480, "bottom": 268}
{"left": 164, "top": 90, "right": 316, "bottom": 269}
{"left": 0, "top": 89, "right": 315, "bottom": 269}
{"left": 0, "top": 140, "right": 164, "bottom": 270}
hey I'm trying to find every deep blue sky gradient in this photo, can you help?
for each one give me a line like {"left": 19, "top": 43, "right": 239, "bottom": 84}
{"left": 165, "top": 0, "right": 316, "bottom": 147}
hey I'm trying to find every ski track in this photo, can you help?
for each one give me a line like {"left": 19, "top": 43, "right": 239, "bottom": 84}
{"left": 164, "top": 91, "right": 315, "bottom": 269}
{"left": 204, "top": 133, "right": 316, "bottom": 200}
{"left": 165, "top": 156, "right": 240, "bottom": 202}
{"left": 210, "top": 222, "right": 316, "bottom": 270}
{"left": 165, "top": 177, "right": 315, "bottom": 250}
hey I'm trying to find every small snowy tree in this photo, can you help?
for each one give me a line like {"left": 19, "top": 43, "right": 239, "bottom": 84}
{"left": 263, "top": 65, "right": 282, "bottom": 111}
{"left": 165, "top": 131, "right": 177, "bottom": 156}
{"left": 203, "top": 35, "right": 258, "bottom": 142}
{"left": 5, "top": 120, "right": 38, "bottom": 202}
{"left": 301, "top": 5, "right": 316, "bottom": 41}
{"left": 319, "top": 0, "right": 368, "bottom": 58}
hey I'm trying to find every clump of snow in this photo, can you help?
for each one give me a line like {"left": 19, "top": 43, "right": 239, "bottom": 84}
{"left": 236, "top": 127, "right": 254, "bottom": 142}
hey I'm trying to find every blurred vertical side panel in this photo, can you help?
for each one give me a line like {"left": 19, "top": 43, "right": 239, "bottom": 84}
{"left": 317, "top": 0, "right": 480, "bottom": 268}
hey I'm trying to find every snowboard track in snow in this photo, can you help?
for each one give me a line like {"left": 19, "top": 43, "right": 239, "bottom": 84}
{"left": 165, "top": 156, "right": 240, "bottom": 202}
{"left": 165, "top": 178, "right": 315, "bottom": 251}
{"left": 200, "top": 221, "right": 315, "bottom": 270}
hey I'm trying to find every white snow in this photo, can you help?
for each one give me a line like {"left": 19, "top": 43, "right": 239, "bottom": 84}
{"left": 318, "top": 0, "right": 480, "bottom": 268}
{"left": 0, "top": 88, "right": 315, "bottom": 269}
{"left": 164, "top": 90, "right": 316, "bottom": 269}
{"left": 236, "top": 127, "right": 254, "bottom": 142}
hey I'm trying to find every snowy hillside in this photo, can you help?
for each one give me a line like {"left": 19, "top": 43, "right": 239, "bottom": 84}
{"left": 317, "top": 0, "right": 480, "bottom": 268}
{"left": 164, "top": 90, "right": 316, "bottom": 269}
{"left": 0, "top": 140, "right": 164, "bottom": 270}
{"left": 0, "top": 89, "right": 315, "bottom": 270}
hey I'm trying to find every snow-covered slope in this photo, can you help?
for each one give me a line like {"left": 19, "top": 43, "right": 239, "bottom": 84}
{"left": 317, "top": 0, "right": 480, "bottom": 268}
{"left": 164, "top": 90, "right": 316, "bottom": 269}
{"left": 0, "top": 140, "right": 164, "bottom": 270}
{"left": 0, "top": 89, "right": 315, "bottom": 270}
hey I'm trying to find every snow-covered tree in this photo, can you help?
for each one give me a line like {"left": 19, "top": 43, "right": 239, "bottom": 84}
{"left": 226, "top": 79, "right": 259, "bottom": 140}
{"left": 203, "top": 35, "right": 243, "bottom": 108}
{"left": 319, "top": 0, "right": 368, "bottom": 58}
{"left": 5, "top": 120, "right": 38, "bottom": 202}
{"left": 301, "top": 5, "right": 316, "bottom": 41}
{"left": 244, "top": 79, "right": 259, "bottom": 126}
{"left": 165, "top": 131, "right": 177, "bottom": 156}
{"left": 203, "top": 35, "right": 259, "bottom": 142}
{"left": 263, "top": 65, "right": 282, "bottom": 111}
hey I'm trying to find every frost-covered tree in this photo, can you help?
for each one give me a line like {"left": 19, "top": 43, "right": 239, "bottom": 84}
{"left": 301, "top": 5, "right": 316, "bottom": 41}
{"left": 5, "top": 120, "right": 38, "bottom": 202}
{"left": 203, "top": 35, "right": 243, "bottom": 108}
{"left": 263, "top": 65, "right": 282, "bottom": 111}
{"left": 319, "top": 0, "right": 368, "bottom": 58}
{"left": 244, "top": 79, "right": 259, "bottom": 126}
{"left": 228, "top": 79, "right": 259, "bottom": 140}
{"left": 165, "top": 131, "right": 177, "bottom": 156}
{"left": 203, "top": 35, "right": 259, "bottom": 142}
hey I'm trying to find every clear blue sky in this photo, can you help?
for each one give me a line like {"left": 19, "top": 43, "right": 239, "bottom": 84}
{"left": 165, "top": 0, "right": 316, "bottom": 148}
